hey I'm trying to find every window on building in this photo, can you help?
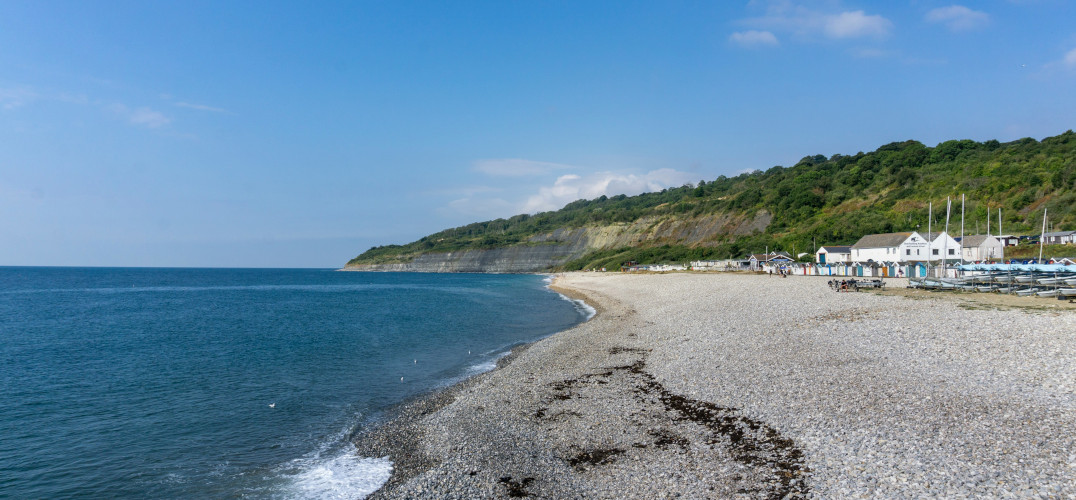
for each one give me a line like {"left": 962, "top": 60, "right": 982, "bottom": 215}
{"left": 932, "top": 249, "right": 939, "bottom": 255}
{"left": 906, "top": 249, "right": 910, "bottom": 255}
{"left": 948, "top": 249, "right": 955, "bottom": 255}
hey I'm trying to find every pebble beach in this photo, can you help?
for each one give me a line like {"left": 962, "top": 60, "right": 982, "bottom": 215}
{"left": 355, "top": 272, "right": 1076, "bottom": 498}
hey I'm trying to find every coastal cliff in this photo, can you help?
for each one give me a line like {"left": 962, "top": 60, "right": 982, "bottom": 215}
{"left": 343, "top": 210, "right": 772, "bottom": 273}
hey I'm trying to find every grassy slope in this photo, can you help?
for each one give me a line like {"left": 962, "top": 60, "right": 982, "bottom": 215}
{"left": 348, "top": 131, "right": 1076, "bottom": 270}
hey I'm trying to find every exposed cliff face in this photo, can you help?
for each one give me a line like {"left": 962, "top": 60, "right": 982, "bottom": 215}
{"left": 342, "top": 210, "right": 771, "bottom": 272}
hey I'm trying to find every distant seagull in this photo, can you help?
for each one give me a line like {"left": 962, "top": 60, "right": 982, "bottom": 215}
{"left": 400, "top": 377, "right": 404, "bottom": 382}
{"left": 269, "top": 403, "right": 276, "bottom": 408}
{"left": 414, "top": 359, "right": 417, "bottom": 364}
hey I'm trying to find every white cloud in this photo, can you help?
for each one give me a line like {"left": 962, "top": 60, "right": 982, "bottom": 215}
{"left": 925, "top": 5, "right": 990, "bottom": 32}
{"left": 849, "top": 47, "right": 891, "bottom": 58}
{"left": 0, "top": 86, "right": 39, "bottom": 109}
{"left": 1065, "top": 47, "right": 1076, "bottom": 68}
{"left": 472, "top": 158, "right": 574, "bottom": 177}
{"left": 739, "top": 3, "right": 892, "bottom": 41}
{"left": 113, "top": 105, "right": 171, "bottom": 128}
{"left": 521, "top": 169, "right": 696, "bottom": 213}
{"left": 441, "top": 196, "right": 517, "bottom": 218}
{"left": 440, "top": 166, "right": 697, "bottom": 219}
{"left": 175, "top": 101, "right": 228, "bottom": 113}
{"left": 824, "top": 10, "right": 892, "bottom": 39}
{"left": 730, "top": 30, "right": 779, "bottom": 47}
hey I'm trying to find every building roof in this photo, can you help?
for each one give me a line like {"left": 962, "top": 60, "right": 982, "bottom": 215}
{"left": 748, "top": 252, "right": 793, "bottom": 262}
{"left": 818, "top": 245, "right": 851, "bottom": 253}
{"left": 1043, "top": 230, "right": 1076, "bottom": 237}
{"left": 921, "top": 231, "right": 960, "bottom": 241}
{"left": 851, "top": 232, "right": 914, "bottom": 249}
{"left": 959, "top": 234, "right": 998, "bottom": 247}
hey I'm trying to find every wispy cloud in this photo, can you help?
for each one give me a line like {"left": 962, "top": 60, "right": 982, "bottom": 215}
{"left": 849, "top": 47, "right": 892, "bottom": 59}
{"left": 175, "top": 101, "right": 229, "bottom": 113}
{"left": 925, "top": 5, "right": 990, "bottom": 32}
{"left": 824, "top": 10, "right": 892, "bottom": 39}
{"left": 109, "top": 103, "right": 171, "bottom": 128}
{"left": 2, "top": 83, "right": 176, "bottom": 129}
{"left": 738, "top": 2, "right": 893, "bottom": 41}
{"left": 730, "top": 30, "right": 779, "bottom": 47}
{"left": 472, "top": 158, "right": 574, "bottom": 177}
{"left": 0, "top": 86, "right": 39, "bottom": 109}
{"left": 440, "top": 196, "right": 517, "bottom": 218}
{"left": 1064, "top": 47, "right": 1076, "bottom": 68}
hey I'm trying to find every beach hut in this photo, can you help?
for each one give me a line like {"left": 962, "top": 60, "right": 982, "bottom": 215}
{"left": 815, "top": 245, "right": 852, "bottom": 265}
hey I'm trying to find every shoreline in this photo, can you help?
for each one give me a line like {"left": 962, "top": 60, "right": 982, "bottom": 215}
{"left": 352, "top": 274, "right": 599, "bottom": 495}
{"left": 356, "top": 272, "right": 1076, "bottom": 498}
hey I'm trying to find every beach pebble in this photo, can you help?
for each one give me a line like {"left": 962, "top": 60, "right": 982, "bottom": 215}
{"left": 357, "top": 273, "right": 1076, "bottom": 499}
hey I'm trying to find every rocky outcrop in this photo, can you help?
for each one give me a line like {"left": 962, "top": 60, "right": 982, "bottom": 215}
{"left": 343, "top": 210, "right": 772, "bottom": 273}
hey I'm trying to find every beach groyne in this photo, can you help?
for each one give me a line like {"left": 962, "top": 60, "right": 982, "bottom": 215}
{"left": 357, "top": 272, "right": 1076, "bottom": 498}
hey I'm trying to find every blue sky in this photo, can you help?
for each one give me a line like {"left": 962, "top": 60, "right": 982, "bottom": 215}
{"left": 2, "top": 1, "right": 1074, "bottom": 267}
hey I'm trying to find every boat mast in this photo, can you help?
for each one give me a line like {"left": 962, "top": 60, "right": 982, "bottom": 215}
{"left": 1039, "top": 208, "right": 1047, "bottom": 263}
{"left": 943, "top": 197, "right": 951, "bottom": 277}
{"left": 960, "top": 194, "right": 965, "bottom": 265}
{"left": 927, "top": 201, "right": 933, "bottom": 276}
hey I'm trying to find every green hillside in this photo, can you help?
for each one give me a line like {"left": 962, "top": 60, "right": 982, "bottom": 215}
{"left": 349, "top": 131, "right": 1076, "bottom": 270}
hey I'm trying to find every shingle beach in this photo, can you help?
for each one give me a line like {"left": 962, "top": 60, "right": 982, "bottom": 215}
{"left": 355, "top": 272, "right": 1076, "bottom": 498}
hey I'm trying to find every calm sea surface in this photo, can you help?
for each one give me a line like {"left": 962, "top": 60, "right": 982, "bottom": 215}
{"left": 0, "top": 268, "right": 590, "bottom": 499}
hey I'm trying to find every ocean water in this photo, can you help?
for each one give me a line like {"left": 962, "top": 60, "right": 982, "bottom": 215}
{"left": 0, "top": 268, "right": 591, "bottom": 499}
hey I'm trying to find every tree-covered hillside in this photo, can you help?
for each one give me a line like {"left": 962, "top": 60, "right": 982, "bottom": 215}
{"left": 349, "top": 131, "right": 1076, "bottom": 270}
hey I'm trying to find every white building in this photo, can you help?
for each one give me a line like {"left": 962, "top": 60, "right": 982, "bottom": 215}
{"left": 815, "top": 245, "right": 852, "bottom": 265}
{"left": 850, "top": 232, "right": 931, "bottom": 263}
{"left": 923, "top": 231, "right": 962, "bottom": 262}
{"left": 958, "top": 234, "right": 1004, "bottom": 262}
{"left": 1043, "top": 230, "right": 1076, "bottom": 245}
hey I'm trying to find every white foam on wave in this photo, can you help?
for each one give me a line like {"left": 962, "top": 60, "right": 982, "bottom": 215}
{"left": 542, "top": 274, "right": 595, "bottom": 321}
{"left": 466, "top": 358, "right": 500, "bottom": 375}
{"left": 282, "top": 450, "right": 392, "bottom": 500}
{"left": 559, "top": 294, "right": 596, "bottom": 321}
{"left": 266, "top": 421, "right": 392, "bottom": 500}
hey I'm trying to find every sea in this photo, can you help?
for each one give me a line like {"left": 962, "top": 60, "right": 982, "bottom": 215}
{"left": 0, "top": 268, "right": 593, "bottom": 499}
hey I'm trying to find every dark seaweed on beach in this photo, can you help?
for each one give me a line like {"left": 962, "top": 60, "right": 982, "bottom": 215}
{"left": 567, "top": 447, "right": 626, "bottom": 469}
{"left": 497, "top": 476, "right": 535, "bottom": 497}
